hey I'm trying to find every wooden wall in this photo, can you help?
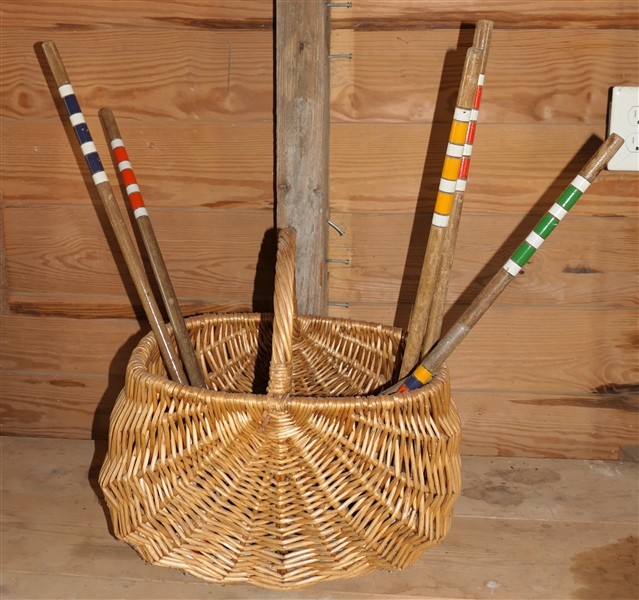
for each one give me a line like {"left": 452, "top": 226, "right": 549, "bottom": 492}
{"left": 1, "top": 1, "right": 637, "bottom": 459}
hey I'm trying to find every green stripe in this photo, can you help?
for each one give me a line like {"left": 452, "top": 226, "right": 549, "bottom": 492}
{"left": 511, "top": 241, "right": 536, "bottom": 266}
{"left": 555, "top": 185, "right": 582, "bottom": 211}
{"left": 533, "top": 213, "right": 560, "bottom": 239}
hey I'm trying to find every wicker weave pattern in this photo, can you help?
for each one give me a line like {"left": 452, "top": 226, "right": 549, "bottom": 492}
{"left": 99, "top": 229, "right": 462, "bottom": 590}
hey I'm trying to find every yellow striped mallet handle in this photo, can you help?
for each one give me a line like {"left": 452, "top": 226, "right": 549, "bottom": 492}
{"left": 41, "top": 41, "right": 188, "bottom": 386}
{"left": 99, "top": 108, "right": 208, "bottom": 388}
{"left": 399, "top": 46, "right": 483, "bottom": 379}
{"left": 423, "top": 20, "right": 494, "bottom": 355}
{"left": 386, "top": 134, "right": 624, "bottom": 395}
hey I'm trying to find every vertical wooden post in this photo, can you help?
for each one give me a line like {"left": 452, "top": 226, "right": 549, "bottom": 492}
{"left": 275, "top": 0, "right": 330, "bottom": 316}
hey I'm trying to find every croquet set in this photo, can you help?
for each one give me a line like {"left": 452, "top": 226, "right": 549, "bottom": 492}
{"left": 41, "top": 21, "right": 623, "bottom": 590}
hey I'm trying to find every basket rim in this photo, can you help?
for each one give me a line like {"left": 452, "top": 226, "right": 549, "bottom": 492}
{"left": 126, "top": 311, "right": 449, "bottom": 403}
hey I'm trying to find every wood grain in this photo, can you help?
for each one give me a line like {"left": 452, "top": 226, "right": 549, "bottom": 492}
{"left": 3, "top": 0, "right": 637, "bottom": 30}
{"left": 328, "top": 123, "right": 638, "bottom": 217}
{"left": 329, "top": 29, "right": 638, "bottom": 124}
{"left": 3, "top": 206, "right": 274, "bottom": 301}
{"left": 2, "top": 30, "right": 273, "bottom": 122}
{"left": 1, "top": 121, "right": 275, "bottom": 210}
{"left": 3, "top": 29, "right": 635, "bottom": 125}
{"left": 1, "top": 436, "right": 637, "bottom": 599}
{"left": 335, "top": 0, "right": 639, "bottom": 30}
{"left": 327, "top": 213, "right": 639, "bottom": 307}
{"left": 3, "top": 122, "right": 636, "bottom": 216}
{"left": 0, "top": 1, "right": 273, "bottom": 30}
{"left": 275, "top": 0, "right": 330, "bottom": 315}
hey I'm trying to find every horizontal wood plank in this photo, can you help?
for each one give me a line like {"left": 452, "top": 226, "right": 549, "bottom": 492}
{"left": 328, "top": 213, "right": 639, "bottom": 307}
{"left": 3, "top": 28, "right": 636, "bottom": 125}
{"left": 0, "top": 372, "right": 119, "bottom": 440}
{"left": 2, "top": 0, "right": 636, "bottom": 30}
{"left": 1, "top": 121, "right": 274, "bottom": 210}
{"left": 2, "top": 308, "right": 635, "bottom": 395}
{"left": 329, "top": 123, "right": 638, "bottom": 216}
{"left": 329, "top": 29, "right": 638, "bottom": 124}
{"left": 1, "top": 437, "right": 637, "bottom": 599}
{"left": 2, "top": 122, "right": 636, "bottom": 216}
{"left": 0, "top": 1, "right": 273, "bottom": 30}
{"left": 3, "top": 206, "right": 275, "bottom": 301}
{"left": 336, "top": 0, "right": 639, "bottom": 30}
{"left": 1, "top": 30, "right": 273, "bottom": 122}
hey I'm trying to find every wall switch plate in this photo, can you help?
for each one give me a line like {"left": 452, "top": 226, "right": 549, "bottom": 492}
{"left": 607, "top": 86, "right": 639, "bottom": 171}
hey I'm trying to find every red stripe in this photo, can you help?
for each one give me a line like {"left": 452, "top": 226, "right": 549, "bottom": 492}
{"left": 459, "top": 157, "right": 471, "bottom": 180}
{"left": 121, "top": 168, "right": 137, "bottom": 187}
{"left": 466, "top": 121, "right": 477, "bottom": 145}
{"left": 473, "top": 86, "right": 483, "bottom": 110}
{"left": 128, "top": 191, "right": 145, "bottom": 210}
{"left": 113, "top": 145, "right": 129, "bottom": 164}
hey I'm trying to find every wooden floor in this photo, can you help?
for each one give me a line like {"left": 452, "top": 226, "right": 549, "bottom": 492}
{"left": 1, "top": 437, "right": 637, "bottom": 599}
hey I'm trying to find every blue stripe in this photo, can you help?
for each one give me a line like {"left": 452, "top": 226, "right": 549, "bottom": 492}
{"left": 62, "top": 94, "right": 81, "bottom": 116}
{"left": 85, "top": 152, "right": 104, "bottom": 176}
{"left": 402, "top": 375, "right": 423, "bottom": 391}
{"left": 73, "top": 123, "right": 93, "bottom": 146}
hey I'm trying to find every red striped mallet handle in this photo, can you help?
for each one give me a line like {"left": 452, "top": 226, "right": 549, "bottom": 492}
{"left": 423, "top": 20, "right": 494, "bottom": 354}
{"left": 386, "top": 134, "right": 624, "bottom": 394}
{"left": 41, "top": 41, "right": 188, "bottom": 386}
{"left": 99, "top": 108, "right": 208, "bottom": 389}
{"left": 399, "top": 46, "right": 483, "bottom": 379}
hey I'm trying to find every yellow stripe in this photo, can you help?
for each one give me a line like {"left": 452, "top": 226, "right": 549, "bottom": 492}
{"left": 434, "top": 191, "right": 454, "bottom": 215}
{"left": 441, "top": 155, "right": 462, "bottom": 182}
{"left": 413, "top": 365, "right": 433, "bottom": 384}
{"left": 449, "top": 119, "right": 469, "bottom": 146}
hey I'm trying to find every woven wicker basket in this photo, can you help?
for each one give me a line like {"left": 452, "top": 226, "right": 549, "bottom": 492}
{"left": 98, "top": 228, "right": 462, "bottom": 590}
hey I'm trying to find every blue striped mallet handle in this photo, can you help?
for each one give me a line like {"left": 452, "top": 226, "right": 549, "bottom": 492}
{"left": 385, "top": 134, "right": 624, "bottom": 394}
{"left": 42, "top": 41, "right": 188, "bottom": 386}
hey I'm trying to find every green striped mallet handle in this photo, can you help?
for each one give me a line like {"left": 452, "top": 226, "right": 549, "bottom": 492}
{"left": 399, "top": 46, "right": 483, "bottom": 379}
{"left": 99, "top": 108, "right": 208, "bottom": 389}
{"left": 423, "top": 20, "right": 494, "bottom": 355}
{"left": 41, "top": 41, "right": 188, "bottom": 386}
{"left": 386, "top": 133, "right": 624, "bottom": 395}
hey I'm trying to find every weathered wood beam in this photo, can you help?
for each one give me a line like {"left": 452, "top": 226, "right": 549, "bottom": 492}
{"left": 275, "top": 0, "right": 330, "bottom": 316}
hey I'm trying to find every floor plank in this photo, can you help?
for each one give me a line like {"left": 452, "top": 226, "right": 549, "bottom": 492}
{"left": 1, "top": 437, "right": 637, "bottom": 599}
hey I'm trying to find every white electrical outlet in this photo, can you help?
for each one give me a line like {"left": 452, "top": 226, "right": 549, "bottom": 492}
{"left": 607, "top": 86, "right": 639, "bottom": 171}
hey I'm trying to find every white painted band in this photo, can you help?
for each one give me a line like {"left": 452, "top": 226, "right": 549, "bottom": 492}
{"left": 454, "top": 107, "right": 472, "bottom": 122}
{"left": 470, "top": 108, "right": 479, "bottom": 122}
{"left": 455, "top": 178, "right": 467, "bottom": 192}
{"left": 446, "top": 142, "right": 464, "bottom": 158}
{"left": 69, "top": 112, "right": 86, "bottom": 127}
{"left": 118, "top": 160, "right": 132, "bottom": 172}
{"left": 80, "top": 141, "right": 97, "bottom": 156}
{"left": 503, "top": 259, "right": 521, "bottom": 276}
{"left": 525, "top": 231, "right": 545, "bottom": 249}
{"left": 478, "top": 74, "right": 485, "bottom": 86}
{"left": 126, "top": 183, "right": 140, "bottom": 195}
{"left": 134, "top": 207, "right": 149, "bottom": 219}
{"left": 92, "top": 171, "right": 108, "bottom": 185}
{"left": 571, "top": 174, "right": 591, "bottom": 193}
{"left": 463, "top": 143, "right": 474, "bottom": 157}
{"left": 439, "top": 177, "right": 457, "bottom": 194}
{"left": 432, "top": 212, "right": 450, "bottom": 228}
{"left": 111, "top": 138, "right": 124, "bottom": 150}
{"left": 548, "top": 203, "right": 568, "bottom": 221}
{"left": 58, "top": 84, "right": 74, "bottom": 98}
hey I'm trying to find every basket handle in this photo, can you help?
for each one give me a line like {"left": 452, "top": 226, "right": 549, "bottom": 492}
{"left": 267, "top": 228, "right": 297, "bottom": 397}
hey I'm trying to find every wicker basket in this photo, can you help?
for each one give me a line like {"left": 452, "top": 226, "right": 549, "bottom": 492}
{"left": 98, "top": 228, "right": 462, "bottom": 590}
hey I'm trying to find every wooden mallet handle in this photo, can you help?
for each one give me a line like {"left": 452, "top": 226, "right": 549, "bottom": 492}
{"left": 42, "top": 41, "right": 188, "bottom": 386}
{"left": 99, "top": 108, "right": 208, "bottom": 389}
{"left": 422, "top": 20, "right": 494, "bottom": 355}
{"left": 387, "top": 133, "right": 624, "bottom": 394}
{"left": 399, "top": 46, "right": 483, "bottom": 378}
